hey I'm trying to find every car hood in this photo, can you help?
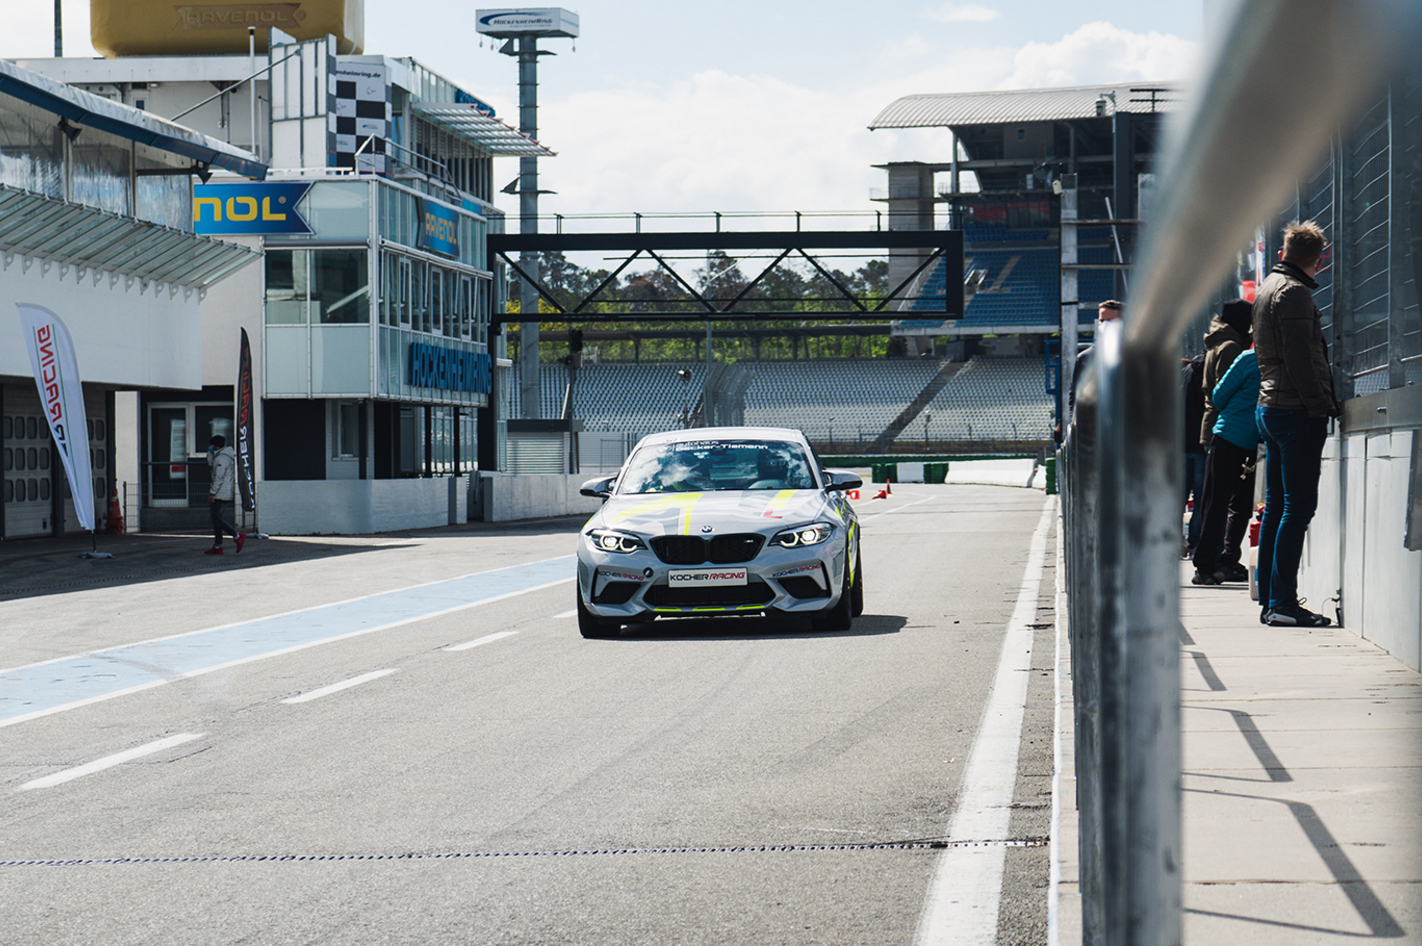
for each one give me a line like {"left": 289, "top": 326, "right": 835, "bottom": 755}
{"left": 592, "top": 489, "right": 832, "bottom": 537}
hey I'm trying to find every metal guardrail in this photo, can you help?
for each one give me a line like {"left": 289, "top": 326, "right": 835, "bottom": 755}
{"left": 1059, "top": 1, "right": 1417, "bottom": 943}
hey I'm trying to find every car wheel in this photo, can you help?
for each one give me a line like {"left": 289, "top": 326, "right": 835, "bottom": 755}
{"left": 577, "top": 592, "right": 620, "bottom": 639}
{"left": 850, "top": 550, "right": 864, "bottom": 617}
{"left": 812, "top": 554, "right": 854, "bottom": 632}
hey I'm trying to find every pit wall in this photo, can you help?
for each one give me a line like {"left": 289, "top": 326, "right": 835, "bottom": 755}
{"left": 477, "top": 473, "right": 604, "bottom": 523}
{"left": 1300, "top": 426, "right": 1421, "bottom": 671}
{"left": 259, "top": 477, "right": 467, "bottom": 535}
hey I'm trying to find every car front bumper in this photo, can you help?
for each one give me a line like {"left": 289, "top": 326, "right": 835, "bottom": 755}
{"left": 577, "top": 535, "right": 848, "bottom": 620}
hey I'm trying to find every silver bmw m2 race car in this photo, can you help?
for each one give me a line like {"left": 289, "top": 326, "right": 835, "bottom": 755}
{"left": 575, "top": 427, "right": 863, "bottom": 638}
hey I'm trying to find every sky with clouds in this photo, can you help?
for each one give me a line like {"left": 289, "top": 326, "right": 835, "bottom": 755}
{"left": 1, "top": 2, "right": 1210, "bottom": 222}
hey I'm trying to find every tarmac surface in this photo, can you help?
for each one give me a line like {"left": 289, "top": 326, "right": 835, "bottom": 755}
{"left": 1055, "top": 556, "right": 1422, "bottom": 944}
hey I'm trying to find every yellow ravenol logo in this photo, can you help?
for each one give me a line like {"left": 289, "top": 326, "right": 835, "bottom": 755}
{"left": 174, "top": 4, "right": 308, "bottom": 30}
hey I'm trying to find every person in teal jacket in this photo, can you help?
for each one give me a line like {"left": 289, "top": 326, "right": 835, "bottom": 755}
{"left": 1191, "top": 348, "right": 1260, "bottom": 584}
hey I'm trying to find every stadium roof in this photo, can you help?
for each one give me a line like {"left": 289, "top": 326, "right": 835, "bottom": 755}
{"left": 869, "top": 82, "right": 1180, "bottom": 130}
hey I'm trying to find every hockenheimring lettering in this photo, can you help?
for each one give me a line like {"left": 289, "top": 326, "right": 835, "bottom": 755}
{"left": 407, "top": 342, "right": 491, "bottom": 394}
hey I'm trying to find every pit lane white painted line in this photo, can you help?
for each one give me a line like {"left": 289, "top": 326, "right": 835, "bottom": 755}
{"left": 281, "top": 669, "right": 398, "bottom": 704}
{"left": 444, "top": 631, "right": 520, "bottom": 652}
{"left": 0, "top": 558, "right": 575, "bottom": 730}
{"left": 17, "top": 733, "right": 205, "bottom": 792}
{"left": 916, "top": 495, "right": 1055, "bottom": 946}
{"left": 552, "top": 609, "right": 577, "bottom": 619}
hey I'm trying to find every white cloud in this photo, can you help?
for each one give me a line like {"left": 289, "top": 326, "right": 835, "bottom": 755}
{"left": 1002, "top": 21, "right": 1199, "bottom": 89}
{"left": 923, "top": 3, "right": 1000, "bottom": 23}
{"left": 535, "top": 21, "right": 1200, "bottom": 220}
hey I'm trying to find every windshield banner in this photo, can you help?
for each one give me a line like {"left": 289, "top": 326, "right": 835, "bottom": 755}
{"left": 16, "top": 304, "right": 94, "bottom": 532}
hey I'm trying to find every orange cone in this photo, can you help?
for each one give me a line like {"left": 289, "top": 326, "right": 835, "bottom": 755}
{"left": 104, "top": 488, "right": 124, "bottom": 534}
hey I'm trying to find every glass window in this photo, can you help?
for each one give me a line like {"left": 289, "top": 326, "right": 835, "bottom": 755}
{"left": 265, "top": 249, "right": 306, "bottom": 323}
{"left": 458, "top": 276, "right": 472, "bottom": 339}
{"left": 430, "top": 268, "right": 444, "bottom": 336}
{"left": 314, "top": 249, "right": 369, "bottom": 323}
{"left": 412, "top": 260, "right": 430, "bottom": 333}
{"left": 196, "top": 406, "right": 234, "bottom": 449}
{"left": 336, "top": 402, "right": 361, "bottom": 458}
{"left": 398, "top": 257, "right": 412, "bottom": 326}
{"left": 618, "top": 440, "right": 817, "bottom": 494}
{"left": 72, "top": 133, "right": 133, "bottom": 215}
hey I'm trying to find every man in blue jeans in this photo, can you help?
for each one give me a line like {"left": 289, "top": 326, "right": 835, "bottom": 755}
{"left": 1253, "top": 220, "right": 1340, "bottom": 626}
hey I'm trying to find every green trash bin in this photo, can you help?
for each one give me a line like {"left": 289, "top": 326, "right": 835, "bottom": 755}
{"left": 871, "top": 462, "right": 898, "bottom": 484}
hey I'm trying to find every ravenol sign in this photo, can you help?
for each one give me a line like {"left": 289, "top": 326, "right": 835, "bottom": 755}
{"left": 417, "top": 198, "right": 460, "bottom": 257}
{"left": 194, "top": 182, "right": 313, "bottom": 235}
{"left": 408, "top": 342, "right": 491, "bottom": 394}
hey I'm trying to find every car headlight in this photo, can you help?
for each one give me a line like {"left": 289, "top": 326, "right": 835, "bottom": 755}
{"left": 771, "top": 522, "right": 834, "bottom": 549}
{"left": 587, "top": 529, "right": 646, "bottom": 554}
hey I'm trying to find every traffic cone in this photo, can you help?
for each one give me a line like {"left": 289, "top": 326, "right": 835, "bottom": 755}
{"left": 104, "top": 488, "right": 125, "bottom": 534}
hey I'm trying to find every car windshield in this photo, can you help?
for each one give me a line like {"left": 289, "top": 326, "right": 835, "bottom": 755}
{"left": 617, "top": 439, "right": 817, "bottom": 494}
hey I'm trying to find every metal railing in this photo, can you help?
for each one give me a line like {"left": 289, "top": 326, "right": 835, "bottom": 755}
{"left": 1059, "top": 1, "right": 1417, "bottom": 943}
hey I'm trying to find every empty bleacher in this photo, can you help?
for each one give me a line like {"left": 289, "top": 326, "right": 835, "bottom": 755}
{"left": 741, "top": 358, "right": 947, "bottom": 447}
{"left": 919, "top": 356, "right": 1053, "bottom": 442}
{"left": 508, "top": 356, "right": 1052, "bottom": 451}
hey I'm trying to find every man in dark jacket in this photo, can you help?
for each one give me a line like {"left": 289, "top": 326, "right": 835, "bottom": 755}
{"left": 1253, "top": 220, "right": 1340, "bottom": 626}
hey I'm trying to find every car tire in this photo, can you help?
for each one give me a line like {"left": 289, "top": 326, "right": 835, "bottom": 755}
{"left": 577, "top": 592, "right": 620, "bottom": 639}
{"left": 812, "top": 554, "right": 854, "bottom": 632}
{"left": 850, "top": 550, "right": 864, "bottom": 617}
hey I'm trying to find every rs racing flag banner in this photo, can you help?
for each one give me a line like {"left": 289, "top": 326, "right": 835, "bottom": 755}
{"left": 17, "top": 304, "right": 94, "bottom": 532}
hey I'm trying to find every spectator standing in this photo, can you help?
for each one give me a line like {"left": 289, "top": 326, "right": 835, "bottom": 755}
{"left": 1190, "top": 299, "right": 1256, "bottom": 582}
{"left": 1253, "top": 220, "right": 1339, "bottom": 626}
{"left": 205, "top": 435, "right": 245, "bottom": 555}
{"left": 1181, "top": 352, "right": 1208, "bottom": 556}
{"left": 1067, "top": 299, "right": 1123, "bottom": 420}
{"left": 1192, "top": 346, "right": 1260, "bottom": 584}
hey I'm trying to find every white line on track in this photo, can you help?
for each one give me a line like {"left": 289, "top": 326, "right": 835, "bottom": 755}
{"left": 17, "top": 733, "right": 205, "bottom": 792}
{"left": 281, "top": 668, "right": 398, "bottom": 704}
{"left": 915, "top": 495, "right": 1055, "bottom": 946}
{"left": 443, "top": 630, "right": 520, "bottom": 651}
{"left": 551, "top": 609, "right": 577, "bottom": 619}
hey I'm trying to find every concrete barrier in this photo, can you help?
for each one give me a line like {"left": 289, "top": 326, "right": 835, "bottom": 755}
{"left": 477, "top": 472, "right": 605, "bottom": 523}
{"left": 260, "top": 477, "right": 468, "bottom": 534}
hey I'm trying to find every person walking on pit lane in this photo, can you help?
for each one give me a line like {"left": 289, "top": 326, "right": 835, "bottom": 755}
{"left": 1254, "top": 220, "right": 1339, "bottom": 626}
{"left": 205, "top": 434, "right": 245, "bottom": 555}
{"left": 1192, "top": 346, "right": 1260, "bottom": 585}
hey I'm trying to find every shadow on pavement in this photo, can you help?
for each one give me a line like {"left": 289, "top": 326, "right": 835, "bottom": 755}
{"left": 618, "top": 613, "right": 909, "bottom": 641}
{"left": 0, "top": 517, "right": 587, "bottom": 602}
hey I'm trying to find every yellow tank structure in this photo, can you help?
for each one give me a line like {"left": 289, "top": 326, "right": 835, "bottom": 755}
{"left": 91, "top": 0, "right": 364, "bottom": 57}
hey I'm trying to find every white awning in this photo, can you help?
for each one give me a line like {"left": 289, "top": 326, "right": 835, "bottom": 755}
{"left": 412, "top": 104, "right": 555, "bottom": 156}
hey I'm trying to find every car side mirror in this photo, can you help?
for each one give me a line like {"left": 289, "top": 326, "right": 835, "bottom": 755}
{"left": 579, "top": 476, "right": 615, "bottom": 498}
{"left": 823, "top": 470, "right": 863, "bottom": 493}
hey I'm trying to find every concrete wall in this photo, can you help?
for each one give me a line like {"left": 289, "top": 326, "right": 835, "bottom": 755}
{"left": 260, "top": 476, "right": 467, "bottom": 535}
{"left": 1301, "top": 428, "right": 1422, "bottom": 671}
{"left": 478, "top": 473, "right": 605, "bottom": 523}
{"left": 0, "top": 254, "right": 204, "bottom": 390}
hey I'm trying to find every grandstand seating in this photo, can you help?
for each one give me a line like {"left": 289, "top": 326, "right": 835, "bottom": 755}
{"left": 740, "top": 358, "right": 946, "bottom": 447}
{"left": 919, "top": 356, "right": 1053, "bottom": 442}
{"left": 902, "top": 225, "right": 1117, "bottom": 329}
{"left": 508, "top": 356, "right": 1052, "bottom": 449}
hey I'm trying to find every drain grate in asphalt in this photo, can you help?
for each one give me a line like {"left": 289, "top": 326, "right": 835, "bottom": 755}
{"left": 0, "top": 837, "right": 1048, "bottom": 867}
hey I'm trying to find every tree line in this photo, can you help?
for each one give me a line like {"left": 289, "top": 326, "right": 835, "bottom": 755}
{"left": 506, "top": 250, "right": 895, "bottom": 363}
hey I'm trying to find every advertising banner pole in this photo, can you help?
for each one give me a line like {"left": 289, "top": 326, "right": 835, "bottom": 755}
{"left": 17, "top": 303, "right": 110, "bottom": 558}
